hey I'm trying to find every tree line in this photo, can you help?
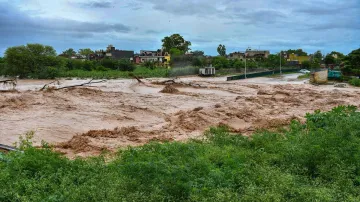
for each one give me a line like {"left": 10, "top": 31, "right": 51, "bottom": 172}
{"left": 0, "top": 44, "right": 134, "bottom": 79}
{"left": 0, "top": 33, "right": 359, "bottom": 78}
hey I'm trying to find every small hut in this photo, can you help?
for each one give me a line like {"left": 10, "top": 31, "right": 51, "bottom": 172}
{"left": 199, "top": 65, "right": 216, "bottom": 76}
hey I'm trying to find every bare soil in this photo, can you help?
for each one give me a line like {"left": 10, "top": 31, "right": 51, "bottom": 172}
{"left": 1, "top": 75, "right": 360, "bottom": 157}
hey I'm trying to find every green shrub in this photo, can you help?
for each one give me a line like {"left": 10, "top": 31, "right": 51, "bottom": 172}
{"left": 298, "top": 73, "right": 310, "bottom": 79}
{"left": 31, "top": 66, "right": 59, "bottom": 79}
{"left": 168, "top": 66, "right": 199, "bottom": 77}
{"left": 144, "top": 61, "right": 157, "bottom": 69}
{"left": 2, "top": 106, "right": 360, "bottom": 201}
{"left": 93, "top": 65, "right": 110, "bottom": 72}
{"left": 349, "top": 78, "right": 360, "bottom": 86}
{"left": 118, "top": 59, "right": 135, "bottom": 71}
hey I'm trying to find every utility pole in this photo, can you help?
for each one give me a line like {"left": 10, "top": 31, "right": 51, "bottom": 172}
{"left": 280, "top": 51, "right": 282, "bottom": 74}
{"left": 245, "top": 53, "right": 247, "bottom": 79}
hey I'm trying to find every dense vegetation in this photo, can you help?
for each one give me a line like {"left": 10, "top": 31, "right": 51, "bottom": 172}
{"left": 1, "top": 106, "right": 360, "bottom": 201}
{"left": 343, "top": 49, "right": 360, "bottom": 76}
{"left": 0, "top": 44, "right": 162, "bottom": 79}
{"left": 349, "top": 78, "right": 360, "bottom": 87}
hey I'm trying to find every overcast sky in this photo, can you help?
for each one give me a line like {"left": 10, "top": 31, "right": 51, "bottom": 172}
{"left": 0, "top": 0, "right": 359, "bottom": 56}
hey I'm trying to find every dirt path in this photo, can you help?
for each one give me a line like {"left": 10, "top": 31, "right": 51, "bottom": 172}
{"left": 1, "top": 76, "right": 359, "bottom": 157}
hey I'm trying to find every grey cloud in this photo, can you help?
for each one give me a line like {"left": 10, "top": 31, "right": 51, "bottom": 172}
{"left": 77, "top": 1, "right": 113, "bottom": 8}
{"left": 295, "top": 0, "right": 360, "bottom": 15}
{"left": 136, "top": 0, "right": 219, "bottom": 16}
{"left": 0, "top": 4, "right": 131, "bottom": 36}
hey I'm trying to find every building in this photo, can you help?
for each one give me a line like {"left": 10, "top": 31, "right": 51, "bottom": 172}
{"left": 105, "top": 45, "right": 134, "bottom": 60}
{"left": 228, "top": 52, "right": 245, "bottom": 60}
{"left": 138, "top": 50, "right": 171, "bottom": 67}
{"left": 287, "top": 53, "right": 310, "bottom": 65}
{"left": 245, "top": 48, "right": 270, "bottom": 59}
{"left": 228, "top": 48, "right": 270, "bottom": 60}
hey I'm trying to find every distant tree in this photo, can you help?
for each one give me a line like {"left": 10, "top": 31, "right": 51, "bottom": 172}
{"left": 0, "top": 57, "right": 4, "bottom": 63}
{"left": 313, "top": 50, "right": 323, "bottom": 61}
{"left": 78, "top": 48, "right": 94, "bottom": 60}
{"left": 329, "top": 51, "right": 345, "bottom": 65}
{"left": 162, "top": 34, "right": 191, "bottom": 53}
{"left": 192, "top": 57, "right": 205, "bottom": 67}
{"left": 169, "top": 48, "right": 184, "bottom": 56}
{"left": 342, "top": 48, "right": 360, "bottom": 76}
{"left": 117, "top": 59, "right": 135, "bottom": 71}
{"left": 324, "top": 54, "right": 336, "bottom": 66}
{"left": 311, "top": 59, "right": 321, "bottom": 69}
{"left": 4, "top": 44, "right": 61, "bottom": 77}
{"left": 100, "top": 59, "right": 117, "bottom": 70}
{"left": 217, "top": 44, "right": 226, "bottom": 57}
{"left": 62, "top": 48, "right": 76, "bottom": 58}
{"left": 212, "top": 56, "right": 229, "bottom": 69}
{"left": 302, "top": 61, "right": 311, "bottom": 69}
{"left": 286, "top": 49, "right": 308, "bottom": 56}
{"left": 192, "top": 50, "right": 205, "bottom": 56}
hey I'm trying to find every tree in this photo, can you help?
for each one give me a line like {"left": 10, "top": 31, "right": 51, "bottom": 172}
{"left": 302, "top": 61, "right": 311, "bottom": 69}
{"left": 192, "top": 57, "right": 205, "bottom": 67}
{"left": 342, "top": 48, "right": 360, "bottom": 76}
{"left": 286, "top": 49, "right": 308, "bottom": 56}
{"left": 313, "top": 50, "right": 323, "bottom": 61}
{"left": 217, "top": 44, "right": 226, "bottom": 57}
{"left": 324, "top": 54, "right": 336, "bottom": 66}
{"left": 62, "top": 48, "right": 76, "bottom": 58}
{"left": 4, "top": 44, "right": 61, "bottom": 77}
{"left": 212, "top": 56, "right": 229, "bottom": 69}
{"left": 78, "top": 48, "right": 94, "bottom": 60}
{"left": 310, "top": 59, "right": 321, "bottom": 69}
{"left": 192, "top": 50, "right": 204, "bottom": 56}
{"left": 169, "top": 48, "right": 184, "bottom": 56}
{"left": 329, "top": 51, "right": 345, "bottom": 65}
{"left": 162, "top": 34, "right": 191, "bottom": 53}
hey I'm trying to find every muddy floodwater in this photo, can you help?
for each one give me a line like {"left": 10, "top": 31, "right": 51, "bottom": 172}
{"left": 1, "top": 74, "right": 360, "bottom": 157}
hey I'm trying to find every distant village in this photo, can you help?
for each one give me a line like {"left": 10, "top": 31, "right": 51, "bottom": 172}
{"left": 59, "top": 44, "right": 333, "bottom": 68}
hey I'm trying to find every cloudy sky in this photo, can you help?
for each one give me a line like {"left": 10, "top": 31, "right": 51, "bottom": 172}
{"left": 0, "top": 0, "right": 359, "bottom": 56}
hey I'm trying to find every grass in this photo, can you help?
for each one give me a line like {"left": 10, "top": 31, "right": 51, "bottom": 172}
{"left": 58, "top": 66, "right": 169, "bottom": 79}
{"left": 349, "top": 78, "right": 360, "bottom": 87}
{"left": 1, "top": 106, "right": 360, "bottom": 201}
{"left": 298, "top": 73, "right": 310, "bottom": 79}
{"left": 168, "top": 66, "right": 199, "bottom": 77}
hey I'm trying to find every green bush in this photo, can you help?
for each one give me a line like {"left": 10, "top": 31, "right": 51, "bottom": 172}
{"left": 30, "top": 66, "right": 60, "bottom": 79}
{"left": 118, "top": 59, "right": 135, "bottom": 71}
{"left": 144, "top": 61, "right": 157, "bottom": 69}
{"left": 58, "top": 67, "right": 168, "bottom": 79}
{"left": 349, "top": 78, "right": 360, "bottom": 86}
{"left": 100, "top": 59, "right": 117, "bottom": 70}
{"left": 168, "top": 66, "right": 199, "bottom": 77}
{"left": 298, "top": 73, "right": 310, "bottom": 79}
{"left": 212, "top": 56, "right": 229, "bottom": 69}
{"left": 2, "top": 106, "right": 360, "bottom": 201}
{"left": 93, "top": 65, "right": 110, "bottom": 72}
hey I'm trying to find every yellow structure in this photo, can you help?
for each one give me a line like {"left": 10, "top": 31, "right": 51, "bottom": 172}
{"left": 164, "top": 54, "right": 171, "bottom": 68}
{"left": 287, "top": 53, "right": 310, "bottom": 64}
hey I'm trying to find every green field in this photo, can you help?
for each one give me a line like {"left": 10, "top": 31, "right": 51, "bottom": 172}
{"left": 1, "top": 106, "right": 360, "bottom": 201}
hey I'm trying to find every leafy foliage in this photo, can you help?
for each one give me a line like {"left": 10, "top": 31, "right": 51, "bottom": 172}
{"left": 217, "top": 44, "right": 226, "bottom": 57}
{"left": 313, "top": 50, "right": 323, "bottom": 61}
{"left": 324, "top": 54, "right": 336, "bottom": 65}
{"left": 286, "top": 49, "right": 308, "bottom": 56}
{"left": 343, "top": 49, "right": 360, "bottom": 76}
{"left": 78, "top": 48, "right": 94, "bottom": 59}
{"left": 349, "top": 78, "right": 360, "bottom": 87}
{"left": 302, "top": 61, "right": 311, "bottom": 69}
{"left": 4, "top": 44, "right": 61, "bottom": 78}
{"left": 162, "top": 34, "right": 191, "bottom": 53}
{"left": 2, "top": 106, "right": 360, "bottom": 201}
{"left": 62, "top": 48, "right": 76, "bottom": 58}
